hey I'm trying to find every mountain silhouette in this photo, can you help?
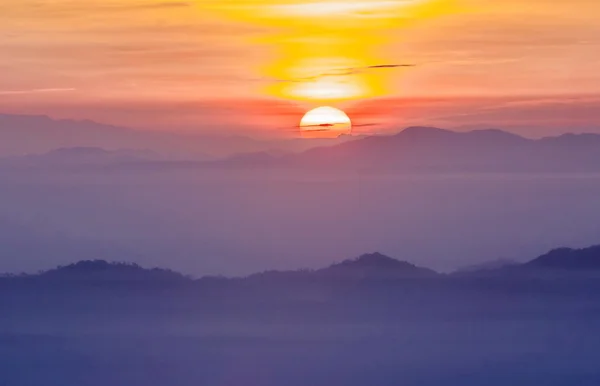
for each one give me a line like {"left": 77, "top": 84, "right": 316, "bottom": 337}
{"left": 4, "top": 245, "right": 600, "bottom": 284}
{"left": 208, "top": 127, "right": 600, "bottom": 173}
{"left": 241, "top": 253, "right": 437, "bottom": 286}
{"left": 286, "top": 127, "right": 550, "bottom": 172}
{"left": 524, "top": 246, "right": 600, "bottom": 271}
{"left": 0, "top": 113, "right": 251, "bottom": 159}
{"left": 38, "top": 260, "right": 188, "bottom": 283}
{"left": 0, "top": 113, "right": 355, "bottom": 160}
{"left": 6, "top": 123, "right": 600, "bottom": 173}
{"left": 317, "top": 252, "right": 438, "bottom": 279}
{"left": 460, "top": 245, "right": 600, "bottom": 276}
{"left": 392, "top": 127, "right": 528, "bottom": 146}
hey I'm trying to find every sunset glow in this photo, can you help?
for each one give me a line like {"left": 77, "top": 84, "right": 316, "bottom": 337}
{"left": 2, "top": 0, "right": 600, "bottom": 133}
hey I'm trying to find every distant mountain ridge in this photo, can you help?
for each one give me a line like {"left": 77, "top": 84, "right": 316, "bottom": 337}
{"left": 319, "top": 253, "right": 437, "bottom": 279}
{"left": 525, "top": 245, "right": 600, "bottom": 270}
{"left": 0, "top": 113, "right": 356, "bottom": 160}
{"left": 5, "top": 121, "right": 600, "bottom": 172}
{"left": 3, "top": 245, "right": 600, "bottom": 283}
{"left": 38, "top": 260, "right": 187, "bottom": 282}
{"left": 238, "top": 252, "right": 438, "bottom": 285}
{"left": 211, "top": 127, "right": 600, "bottom": 173}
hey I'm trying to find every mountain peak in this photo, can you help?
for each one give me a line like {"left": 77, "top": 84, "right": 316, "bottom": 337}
{"left": 320, "top": 252, "right": 437, "bottom": 278}
{"left": 526, "top": 246, "right": 600, "bottom": 270}
{"left": 396, "top": 126, "right": 454, "bottom": 139}
{"left": 40, "top": 260, "right": 187, "bottom": 282}
{"left": 396, "top": 127, "right": 528, "bottom": 144}
{"left": 466, "top": 129, "right": 529, "bottom": 143}
{"left": 345, "top": 252, "right": 410, "bottom": 268}
{"left": 541, "top": 132, "right": 600, "bottom": 146}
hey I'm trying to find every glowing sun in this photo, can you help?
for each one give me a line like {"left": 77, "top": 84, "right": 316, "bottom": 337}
{"left": 300, "top": 106, "right": 352, "bottom": 138}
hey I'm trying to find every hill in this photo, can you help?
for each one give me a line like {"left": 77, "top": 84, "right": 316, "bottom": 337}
{"left": 4, "top": 245, "right": 600, "bottom": 284}
{"left": 0, "top": 113, "right": 355, "bottom": 160}
{"left": 6, "top": 123, "right": 600, "bottom": 173}
{"left": 524, "top": 246, "right": 600, "bottom": 271}
{"left": 37, "top": 260, "right": 189, "bottom": 283}
{"left": 317, "top": 252, "right": 438, "bottom": 279}
{"left": 461, "top": 245, "right": 600, "bottom": 276}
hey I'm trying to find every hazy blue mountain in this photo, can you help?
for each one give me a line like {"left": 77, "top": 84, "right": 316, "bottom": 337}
{"left": 38, "top": 260, "right": 185, "bottom": 281}
{"left": 7, "top": 122, "right": 600, "bottom": 173}
{"left": 3, "top": 248, "right": 600, "bottom": 386}
{"left": 539, "top": 132, "right": 600, "bottom": 146}
{"left": 317, "top": 252, "right": 438, "bottom": 279}
{"left": 208, "top": 127, "right": 600, "bottom": 173}
{"left": 460, "top": 245, "right": 600, "bottom": 276}
{"left": 240, "top": 253, "right": 438, "bottom": 289}
{"left": 7, "top": 246, "right": 600, "bottom": 285}
{"left": 7, "top": 260, "right": 188, "bottom": 283}
{"left": 2, "top": 252, "right": 436, "bottom": 284}
{"left": 295, "top": 127, "right": 600, "bottom": 172}
{"left": 0, "top": 113, "right": 243, "bottom": 159}
{"left": 524, "top": 245, "right": 600, "bottom": 271}
{"left": 0, "top": 113, "right": 357, "bottom": 160}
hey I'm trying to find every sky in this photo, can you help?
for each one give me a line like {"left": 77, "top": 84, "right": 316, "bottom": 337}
{"left": 2, "top": 0, "right": 600, "bottom": 136}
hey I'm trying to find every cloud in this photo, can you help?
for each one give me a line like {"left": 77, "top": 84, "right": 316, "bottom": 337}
{"left": 0, "top": 88, "right": 76, "bottom": 96}
{"left": 273, "top": 63, "right": 415, "bottom": 83}
{"left": 136, "top": 2, "right": 191, "bottom": 10}
{"left": 27, "top": 1, "right": 192, "bottom": 16}
{"left": 365, "top": 64, "right": 414, "bottom": 69}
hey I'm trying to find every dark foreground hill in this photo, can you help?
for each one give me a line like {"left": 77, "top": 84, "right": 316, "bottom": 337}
{"left": 318, "top": 252, "right": 438, "bottom": 279}
{"left": 39, "top": 260, "right": 188, "bottom": 282}
{"left": 465, "top": 245, "right": 600, "bottom": 277}
{"left": 3, "top": 245, "right": 600, "bottom": 287}
{"left": 525, "top": 245, "right": 600, "bottom": 270}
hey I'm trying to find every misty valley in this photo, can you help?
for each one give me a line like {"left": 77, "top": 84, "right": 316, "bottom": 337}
{"left": 2, "top": 123, "right": 600, "bottom": 385}
{"left": 3, "top": 249, "right": 600, "bottom": 386}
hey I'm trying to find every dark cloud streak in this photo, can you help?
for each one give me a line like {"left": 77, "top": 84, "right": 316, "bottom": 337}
{"left": 273, "top": 64, "right": 416, "bottom": 83}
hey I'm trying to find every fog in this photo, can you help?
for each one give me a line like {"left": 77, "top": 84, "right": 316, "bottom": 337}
{"left": 3, "top": 277, "right": 600, "bottom": 386}
{"left": 3, "top": 320, "right": 599, "bottom": 386}
{"left": 1, "top": 168, "right": 599, "bottom": 276}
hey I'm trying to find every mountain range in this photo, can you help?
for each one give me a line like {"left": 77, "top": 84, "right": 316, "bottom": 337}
{"left": 5, "top": 118, "right": 600, "bottom": 173}
{"left": 0, "top": 113, "right": 354, "bottom": 160}
{"left": 3, "top": 246, "right": 600, "bottom": 283}
{"left": 239, "top": 127, "right": 600, "bottom": 173}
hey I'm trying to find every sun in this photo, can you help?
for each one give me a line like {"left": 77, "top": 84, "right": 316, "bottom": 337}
{"left": 300, "top": 106, "right": 352, "bottom": 138}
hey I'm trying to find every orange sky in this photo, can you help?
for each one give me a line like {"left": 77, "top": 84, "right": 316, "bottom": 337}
{"left": 2, "top": 0, "right": 600, "bottom": 136}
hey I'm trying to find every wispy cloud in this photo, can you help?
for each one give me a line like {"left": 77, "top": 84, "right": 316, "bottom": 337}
{"left": 0, "top": 88, "right": 76, "bottom": 96}
{"left": 273, "top": 63, "right": 415, "bottom": 83}
{"left": 136, "top": 2, "right": 191, "bottom": 10}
